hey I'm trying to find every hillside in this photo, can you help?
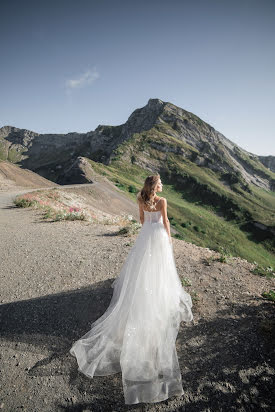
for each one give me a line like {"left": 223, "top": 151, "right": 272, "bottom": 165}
{"left": 0, "top": 160, "right": 58, "bottom": 191}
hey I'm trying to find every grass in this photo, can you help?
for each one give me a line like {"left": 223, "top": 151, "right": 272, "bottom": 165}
{"left": 172, "top": 233, "right": 185, "bottom": 240}
{"left": 14, "top": 198, "right": 38, "bottom": 208}
{"left": 233, "top": 146, "right": 275, "bottom": 181}
{"left": 53, "top": 211, "right": 86, "bottom": 221}
{"left": 160, "top": 183, "right": 274, "bottom": 266}
{"left": 42, "top": 207, "right": 54, "bottom": 219}
{"left": 85, "top": 154, "right": 275, "bottom": 268}
{"left": 0, "top": 142, "right": 26, "bottom": 163}
{"left": 261, "top": 290, "right": 275, "bottom": 302}
{"left": 117, "top": 221, "right": 142, "bottom": 236}
{"left": 215, "top": 246, "right": 233, "bottom": 263}
{"left": 190, "top": 290, "right": 200, "bottom": 303}
{"left": 181, "top": 277, "right": 192, "bottom": 287}
{"left": 250, "top": 263, "right": 275, "bottom": 279}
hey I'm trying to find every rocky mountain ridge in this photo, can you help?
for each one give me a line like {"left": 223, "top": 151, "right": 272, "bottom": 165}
{"left": 258, "top": 155, "right": 275, "bottom": 173}
{"left": 0, "top": 98, "right": 274, "bottom": 190}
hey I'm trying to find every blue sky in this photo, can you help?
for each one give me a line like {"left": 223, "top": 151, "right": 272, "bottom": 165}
{"left": 0, "top": 0, "right": 274, "bottom": 156}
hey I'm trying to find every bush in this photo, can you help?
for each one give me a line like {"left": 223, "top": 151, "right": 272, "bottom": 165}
{"left": 190, "top": 290, "right": 200, "bottom": 302}
{"left": 181, "top": 277, "right": 192, "bottom": 286}
{"left": 65, "top": 212, "right": 86, "bottom": 221}
{"left": 42, "top": 207, "right": 54, "bottom": 219}
{"left": 251, "top": 264, "right": 275, "bottom": 279}
{"left": 181, "top": 222, "right": 188, "bottom": 228}
{"left": 14, "top": 198, "right": 37, "bottom": 208}
{"left": 115, "top": 182, "right": 127, "bottom": 191}
{"left": 261, "top": 290, "right": 275, "bottom": 302}
{"left": 117, "top": 222, "right": 142, "bottom": 236}
{"left": 53, "top": 211, "right": 86, "bottom": 221}
{"left": 128, "top": 185, "right": 137, "bottom": 193}
{"left": 216, "top": 246, "right": 232, "bottom": 263}
{"left": 173, "top": 233, "right": 184, "bottom": 240}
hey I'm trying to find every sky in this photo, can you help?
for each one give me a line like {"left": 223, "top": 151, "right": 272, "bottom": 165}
{"left": 0, "top": 0, "right": 274, "bottom": 156}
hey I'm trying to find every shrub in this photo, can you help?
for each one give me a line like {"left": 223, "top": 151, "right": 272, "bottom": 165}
{"left": 190, "top": 290, "right": 200, "bottom": 302}
{"left": 251, "top": 264, "right": 275, "bottom": 279}
{"left": 216, "top": 246, "right": 232, "bottom": 263}
{"left": 181, "top": 277, "right": 192, "bottom": 286}
{"left": 261, "top": 290, "right": 275, "bottom": 302}
{"left": 42, "top": 207, "right": 54, "bottom": 219}
{"left": 173, "top": 233, "right": 184, "bottom": 240}
{"left": 181, "top": 222, "right": 188, "bottom": 228}
{"left": 115, "top": 182, "right": 126, "bottom": 190}
{"left": 14, "top": 198, "right": 37, "bottom": 208}
{"left": 53, "top": 211, "right": 86, "bottom": 221}
{"left": 117, "top": 222, "right": 142, "bottom": 236}
{"left": 203, "top": 255, "right": 216, "bottom": 265}
{"left": 128, "top": 185, "right": 137, "bottom": 193}
{"left": 65, "top": 212, "right": 86, "bottom": 221}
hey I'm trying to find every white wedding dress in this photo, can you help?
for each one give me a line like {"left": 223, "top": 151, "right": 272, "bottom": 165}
{"left": 70, "top": 204, "right": 194, "bottom": 405}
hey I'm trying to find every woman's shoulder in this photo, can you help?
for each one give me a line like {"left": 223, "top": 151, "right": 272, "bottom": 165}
{"left": 155, "top": 197, "right": 167, "bottom": 209}
{"left": 157, "top": 196, "right": 167, "bottom": 203}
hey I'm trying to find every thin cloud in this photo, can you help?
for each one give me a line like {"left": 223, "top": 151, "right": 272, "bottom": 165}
{"left": 65, "top": 68, "right": 99, "bottom": 91}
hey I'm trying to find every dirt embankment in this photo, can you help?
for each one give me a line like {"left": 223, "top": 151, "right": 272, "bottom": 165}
{"left": 0, "top": 161, "right": 58, "bottom": 191}
{"left": 0, "top": 178, "right": 274, "bottom": 412}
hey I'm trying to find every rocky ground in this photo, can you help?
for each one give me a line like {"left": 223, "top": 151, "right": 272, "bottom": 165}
{"left": 0, "top": 183, "right": 274, "bottom": 412}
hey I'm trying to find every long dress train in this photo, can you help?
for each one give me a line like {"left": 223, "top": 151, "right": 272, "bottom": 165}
{"left": 69, "top": 208, "right": 194, "bottom": 405}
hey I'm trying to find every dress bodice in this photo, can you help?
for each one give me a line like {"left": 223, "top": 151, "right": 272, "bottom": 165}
{"left": 143, "top": 210, "right": 163, "bottom": 224}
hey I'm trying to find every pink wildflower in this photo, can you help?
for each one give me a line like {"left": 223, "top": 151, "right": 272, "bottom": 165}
{"left": 69, "top": 207, "right": 81, "bottom": 213}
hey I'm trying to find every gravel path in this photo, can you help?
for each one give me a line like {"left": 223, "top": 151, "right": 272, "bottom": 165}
{"left": 0, "top": 186, "right": 274, "bottom": 412}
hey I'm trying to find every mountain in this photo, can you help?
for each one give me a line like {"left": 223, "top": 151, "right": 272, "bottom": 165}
{"left": 0, "top": 98, "right": 274, "bottom": 191}
{"left": 258, "top": 155, "right": 275, "bottom": 173}
{"left": 1, "top": 98, "right": 275, "bottom": 260}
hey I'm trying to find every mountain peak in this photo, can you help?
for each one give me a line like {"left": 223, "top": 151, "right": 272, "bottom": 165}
{"left": 147, "top": 98, "right": 165, "bottom": 106}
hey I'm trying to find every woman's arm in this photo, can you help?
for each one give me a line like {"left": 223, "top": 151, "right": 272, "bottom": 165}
{"left": 160, "top": 198, "right": 172, "bottom": 243}
{"left": 138, "top": 201, "right": 144, "bottom": 225}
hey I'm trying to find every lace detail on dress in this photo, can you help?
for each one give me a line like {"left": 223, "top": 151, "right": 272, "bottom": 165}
{"left": 143, "top": 210, "right": 163, "bottom": 224}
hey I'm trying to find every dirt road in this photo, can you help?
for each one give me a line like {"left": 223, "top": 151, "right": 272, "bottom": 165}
{"left": 0, "top": 185, "right": 274, "bottom": 412}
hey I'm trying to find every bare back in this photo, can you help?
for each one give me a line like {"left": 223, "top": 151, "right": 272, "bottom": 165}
{"left": 142, "top": 197, "right": 163, "bottom": 212}
{"left": 139, "top": 197, "right": 169, "bottom": 230}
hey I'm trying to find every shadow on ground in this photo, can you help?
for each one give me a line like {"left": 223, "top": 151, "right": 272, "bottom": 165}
{"left": 177, "top": 300, "right": 275, "bottom": 411}
{"left": 0, "top": 280, "right": 274, "bottom": 411}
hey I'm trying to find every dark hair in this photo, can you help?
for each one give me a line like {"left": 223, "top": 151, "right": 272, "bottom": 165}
{"left": 136, "top": 174, "right": 160, "bottom": 209}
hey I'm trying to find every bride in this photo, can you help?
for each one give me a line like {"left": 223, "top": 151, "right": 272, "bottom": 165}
{"left": 70, "top": 174, "right": 194, "bottom": 405}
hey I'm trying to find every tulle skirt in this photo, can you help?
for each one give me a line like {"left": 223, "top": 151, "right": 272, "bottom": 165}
{"left": 70, "top": 220, "right": 193, "bottom": 404}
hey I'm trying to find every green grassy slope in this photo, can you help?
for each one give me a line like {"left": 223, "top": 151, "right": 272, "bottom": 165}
{"left": 86, "top": 152, "right": 275, "bottom": 268}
